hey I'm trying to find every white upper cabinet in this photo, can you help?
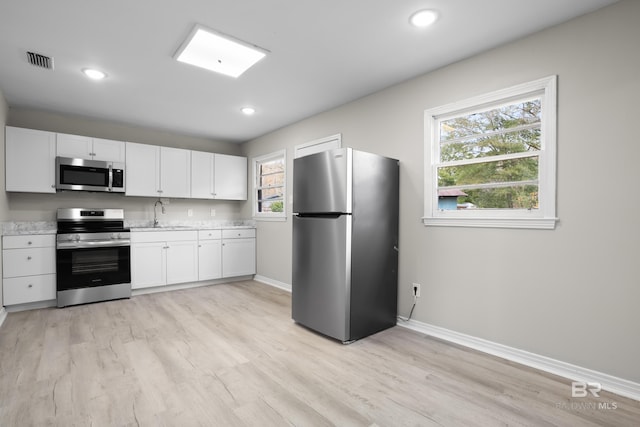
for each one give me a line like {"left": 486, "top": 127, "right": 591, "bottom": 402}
{"left": 5, "top": 126, "right": 57, "bottom": 193}
{"left": 125, "top": 142, "right": 161, "bottom": 197}
{"left": 56, "top": 133, "right": 92, "bottom": 159}
{"left": 160, "top": 146, "right": 191, "bottom": 198}
{"left": 92, "top": 138, "right": 126, "bottom": 162}
{"left": 125, "top": 142, "right": 191, "bottom": 198}
{"left": 191, "top": 150, "right": 214, "bottom": 199}
{"left": 57, "top": 133, "right": 125, "bottom": 162}
{"left": 215, "top": 154, "right": 247, "bottom": 200}
{"left": 191, "top": 151, "right": 247, "bottom": 200}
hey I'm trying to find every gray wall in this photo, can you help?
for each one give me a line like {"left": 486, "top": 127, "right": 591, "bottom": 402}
{"left": 5, "top": 108, "right": 246, "bottom": 222}
{"left": 0, "top": 88, "right": 8, "bottom": 306}
{"left": 242, "top": 0, "right": 640, "bottom": 383}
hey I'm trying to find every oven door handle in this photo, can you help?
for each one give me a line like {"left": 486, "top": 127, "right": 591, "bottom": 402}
{"left": 57, "top": 239, "right": 131, "bottom": 249}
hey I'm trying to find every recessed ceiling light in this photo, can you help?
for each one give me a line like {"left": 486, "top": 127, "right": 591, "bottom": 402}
{"left": 409, "top": 9, "right": 439, "bottom": 28}
{"left": 174, "top": 25, "right": 268, "bottom": 78}
{"left": 241, "top": 107, "right": 256, "bottom": 115}
{"left": 82, "top": 68, "right": 107, "bottom": 80}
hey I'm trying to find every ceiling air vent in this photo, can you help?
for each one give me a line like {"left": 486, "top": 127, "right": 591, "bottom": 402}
{"left": 27, "top": 51, "right": 54, "bottom": 70}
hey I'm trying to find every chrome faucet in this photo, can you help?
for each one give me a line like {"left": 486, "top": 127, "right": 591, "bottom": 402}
{"left": 153, "top": 199, "right": 165, "bottom": 227}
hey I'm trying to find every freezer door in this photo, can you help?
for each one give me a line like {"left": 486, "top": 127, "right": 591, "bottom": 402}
{"left": 293, "top": 148, "right": 351, "bottom": 214}
{"left": 292, "top": 214, "right": 350, "bottom": 341}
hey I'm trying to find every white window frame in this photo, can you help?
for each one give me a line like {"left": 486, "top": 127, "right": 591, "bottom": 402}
{"left": 294, "top": 133, "right": 342, "bottom": 159}
{"left": 424, "top": 75, "right": 557, "bottom": 229}
{"left": 252, "top": 149, "right": 287, "bottom": 221}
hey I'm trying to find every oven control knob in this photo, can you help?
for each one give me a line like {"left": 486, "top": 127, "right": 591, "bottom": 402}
{"left": 74, "top": 234, "right": 80, "bottom": 242}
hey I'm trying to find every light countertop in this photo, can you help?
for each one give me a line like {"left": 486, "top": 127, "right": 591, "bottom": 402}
{"left": 1, "top": 220, "right": 255, "bottom": 236}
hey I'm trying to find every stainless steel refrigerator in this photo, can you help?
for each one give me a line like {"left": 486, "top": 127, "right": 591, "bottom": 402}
{"left": 292, "top": 147, "right": 399, "bottom": 343}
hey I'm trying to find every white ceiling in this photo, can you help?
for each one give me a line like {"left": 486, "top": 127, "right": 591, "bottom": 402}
{"left": 0, "top": 0, "right": 617, "bottom": 143}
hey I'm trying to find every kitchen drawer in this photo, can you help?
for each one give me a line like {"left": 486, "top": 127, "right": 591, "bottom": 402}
{"left": 222, "top": 228, "right": 255, "bottom": 239}
{"left": 2, "top": 234, "right": 55, "bottom": 249}
{"left": 2, "top": 247, "right": 56, "bottom": 278}
{"left": 198, "top": 229, "right": 222, "bottom": 240}
{"left": 131, "top": 230, "right": 198, "bottom": 243}
{"left": 3, "top": 274, "right": 56, "bottom": 305}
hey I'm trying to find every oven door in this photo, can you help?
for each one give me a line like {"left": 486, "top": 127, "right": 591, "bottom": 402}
{"left": 56, "top": 245, "right": 131, "bottom": 291}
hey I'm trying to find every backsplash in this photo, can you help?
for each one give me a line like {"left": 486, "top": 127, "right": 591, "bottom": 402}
{"left": 125, "top": 219, "right": 256, "bottom": 229}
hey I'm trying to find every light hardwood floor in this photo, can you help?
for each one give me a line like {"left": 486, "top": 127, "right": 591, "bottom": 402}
{"left": 0, "top": 280, "right": 638, "bottom": 426}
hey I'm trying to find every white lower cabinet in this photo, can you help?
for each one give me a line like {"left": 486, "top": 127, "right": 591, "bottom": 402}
{"left": 198, "top": 230, "right": 222, "bottom": 281}
{"left": 222, "top": 229, "right": 256, "bottom": 278}
{"left": 166, "top": 241, "right": 199, "bottom": 284}
{"left": 3, "top": 275, "right": 56, "bottom": 306}
{"left": 131, "top": 231, "right": 198, "bottom": 289}
{"left": 2, "top": 234, "right": 56, "bottom": 306}
{"left": 130, "top": 242, "right": 166, "bottom": 289}
{"left": 131, "top": 228, "right": 255, "bottom": 291}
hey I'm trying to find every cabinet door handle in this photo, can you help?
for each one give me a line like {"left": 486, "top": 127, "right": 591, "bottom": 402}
{"left": 28, "top": 284, "right": 33, "bottom": 288}
{"left": 27, "top": 241, "right": 33, "bottom": 245}
{"left": 27, "top": 256, "right": 32, "bottom": 260}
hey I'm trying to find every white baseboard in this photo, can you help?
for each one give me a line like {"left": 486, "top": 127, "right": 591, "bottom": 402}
{"left": 132, "top": 276, "right": 252, "bottom": 297}
{"left": 398, "top": 319, "right": 640, "bottom": 402}
{"left": 0, "top": 307, "right": 6, "bottom": 328}
{"left": 254, "top": 275, "right": 291, "bottom": 292}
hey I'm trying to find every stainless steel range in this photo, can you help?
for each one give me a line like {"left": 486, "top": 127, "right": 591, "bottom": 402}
{"left": 56, "top": 208, "right": 131, "bottom": 307}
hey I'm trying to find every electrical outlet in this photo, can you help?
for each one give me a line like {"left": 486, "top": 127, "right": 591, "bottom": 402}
{"left": 412, "top": 283, "right": 421, "bottom": 298}
{"left": 210, "top": 208, "right": 216, "bottom": 217}
{"left": 187, "top": 208, "right": 193, "bottom": 217}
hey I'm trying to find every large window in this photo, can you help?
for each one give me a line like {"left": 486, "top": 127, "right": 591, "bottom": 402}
{"left": 424, "top": 76, "right": 557, "bottom": 229}
{"left": 253, "top": 150, "right": 286, "bottom": 220}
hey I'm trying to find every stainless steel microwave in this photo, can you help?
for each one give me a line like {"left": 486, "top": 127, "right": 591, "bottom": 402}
{"left": 56, "top": 157, "right": 125, "bottom": 193}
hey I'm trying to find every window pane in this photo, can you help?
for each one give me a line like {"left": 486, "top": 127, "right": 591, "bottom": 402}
{"left": 440, "top": 127, "right": 540, "bottom": 162}
{"left": 440, "top": 99, "right": 541, "bottom": 141}
{"left": 255, "top": 151, "right": 286, "bottom": 216}
{"left": 259, "top": 200, "right": 284, "bottom": 213}
{"left": 450, "top": 185, "right": 539, "bottom": 210}
{"left": 258, "top": 186, "right": 283, "bottom": 200}
{"left": 259, "top": 172, "right": 284, "bottom": 187}
{"left": 259, "top": 157, "right": 285, "bottom": 188}
{"left": 438, "top": 157, "right": 538, "bottom": 187}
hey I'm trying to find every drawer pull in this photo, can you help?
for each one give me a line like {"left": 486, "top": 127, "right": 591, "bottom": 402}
{"left": 28, "top": 241, "right": 33, "bottom": 245}
{"left": 28, "top": 284, "right": 33, "bottom": 288}
{"left": 27, "top": 256, "right": 32, "bottom": 260}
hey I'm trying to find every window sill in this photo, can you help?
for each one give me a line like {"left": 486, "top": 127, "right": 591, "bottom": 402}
{"left": 422, "top": 216, "right": 557, "bottom": 230}
{"left": 253, "top": 216, "right": 287, "bottom": 222}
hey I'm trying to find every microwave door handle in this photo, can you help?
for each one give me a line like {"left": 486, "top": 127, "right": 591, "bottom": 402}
{"left": 108, "top": 164, "right": 113, "bottom": 191}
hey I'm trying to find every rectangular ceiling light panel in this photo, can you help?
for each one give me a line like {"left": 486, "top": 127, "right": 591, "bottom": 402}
{"left": 175, "top": 25, "right": 267, "bottom": 78}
